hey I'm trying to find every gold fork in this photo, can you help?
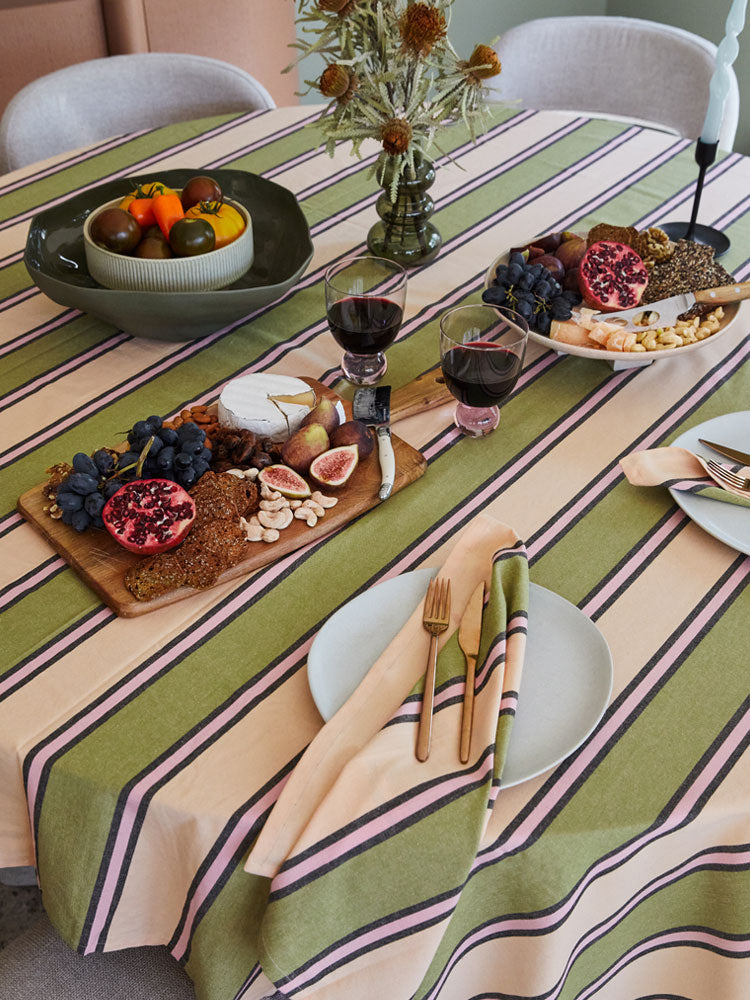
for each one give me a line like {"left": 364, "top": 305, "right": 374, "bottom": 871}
{"left": 416, "top": 576, "right": 451, "bottom": 762}
{"left": 707, "top": 459, "right": 750, "bottom": 494}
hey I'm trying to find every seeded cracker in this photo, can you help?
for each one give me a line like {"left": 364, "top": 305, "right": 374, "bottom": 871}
{"left": 125, "top": 552, "right": 187, "bottom": 600}
{"left": 642, "top": 240, "right": 734, "bottom": 306}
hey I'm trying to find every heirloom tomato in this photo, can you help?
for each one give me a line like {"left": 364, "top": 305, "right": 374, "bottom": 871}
{"left": 169, "top": 218, "right": 216, "bottom": 257}
{"left": 185, "top": 200, "right": 245, "bottom": 249}
{"left": 181, "top": 176, "right": 223, "bottom": 211}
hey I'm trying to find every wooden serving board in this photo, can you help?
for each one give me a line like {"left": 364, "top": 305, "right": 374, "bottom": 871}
{"left": 17, "top": 377, "right": 446, "bottom": 618}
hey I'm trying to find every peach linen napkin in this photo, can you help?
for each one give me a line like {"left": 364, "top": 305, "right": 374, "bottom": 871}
{"left": 245, "top": 515, "right": 528, "bottom": 999}
{"left": 621, "top": 447, "right": 750, "bottom": 508}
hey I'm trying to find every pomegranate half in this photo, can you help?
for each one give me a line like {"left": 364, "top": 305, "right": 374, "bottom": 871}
{"left": 103, "top": 479, "right": 195, "bottom": 554}
{"left": 578, "top": 240, "right": 648, "bottom": 312}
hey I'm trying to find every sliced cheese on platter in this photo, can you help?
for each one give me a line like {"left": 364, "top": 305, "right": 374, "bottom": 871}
{"left": 218, "top": 374, "right": 316, "bottom": 442}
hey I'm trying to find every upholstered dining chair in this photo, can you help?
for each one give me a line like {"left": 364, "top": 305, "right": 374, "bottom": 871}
{"left": 0, "top": 914, "right": 195, "bottom": 1000}
{"left": 0, "top": 52, "right": 275, "bottom": 173}
{"left": 486, "top": 16, "right": 739, "bottom": 151}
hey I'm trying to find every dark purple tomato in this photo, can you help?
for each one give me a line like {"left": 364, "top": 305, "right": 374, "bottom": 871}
{"left": 144, "top": 225, "right": 166, "bottom": 241}
{"left": 135, "top": 236, "right": 174, "bottom": 259}
{"left": 180, "top": 176, "right": 223, "bottom": 211}
{"left": 169, "top": 218, "right": 216, "bottom": 257}
{"left": 90, "top": 208, "right": 141, "bottom": 254}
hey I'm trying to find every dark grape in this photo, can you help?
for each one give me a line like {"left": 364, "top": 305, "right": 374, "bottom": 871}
{"left": 93, "top": 449, "right": 115, "bottom": 474}
{"left": 160, "top": 427, "right": 178, "bottom": 446}
{"left": 563, "top": 289, "right": 582, "bottom": 304}
{"left": 536, "top": 312, "right": 552, "bottom": 335}
{"left": 67, "top": 472, "right": 99, "bottom": 495}
{"left": 193, "top": 459, "right": 210, "bottom": 477}
{"left": 57, "top": 492, "right": 84, "bottom": 512}
{"left": 178, "top": 467, "right": 197, "bottom": 488}
{"left": 507, "top": 263, "right": 523, "bottom": 283}
{"left": 118, "top": 451, "right": 139, "bottom": 469}
{"left": 84, "top": 493, "right": 105, "bottom": 516}
{"left": 72, "top": 453, "right": 98, "bottom": 477}
{"left": 515, "top": 301, "right": 533, "bottom": 322}
{"left": 157, "top": 447, "right": 175, "bottom": 469}
{"left": 548, "top": 279, "right": 562, "bottom": 296}
{"left": 551, "top": 297, "right": 572, "bottom": 320}
{"left": 61, "top": 508, "right": 75, "bottom": 526}
{"left": 483, "top": 287, "right": 507, "bottom": 305}
{"left": 529, "top": 264, "right": 545, "bottom": 279}
{"left": 181, "top": 438, "right": 203, "bottom": 456}
{"left": 91, "top": 515, "right": 105, "bottom": 529}
{"left": 102, "top": 480, "right": 123, "bottom": 500}
{"left": 517, "top": 271, "right": 534, "bottom": 291}
{"left": 133, "top": 420, "right": 149, "bottom": 438}
{"left": 145, "top": 415, "right": 163, "bottom": 433}
{"left": 71, "top": 510, "right": 92, "bottom": 532}
{"left": 147, "top": 435, "right": 163, "bottom": 456}
{"left": 56, "top": 480, "right": 76, "bottom": 496}
{"left": 509, "top": 252, "right": 526, "bottom": 267}
{"left": 174, "top": 453, "right": 192, "bottom": 470}
{"left": 495, "top": 264, "right": 509, "bottom": 280}
{"left": 198, "top": 447, "right": 211, "bottom": 463}
{"left": 534, "top": 280, "right": 551, "bottom": 298}
{"left": 142, "top": 457, "right": 160, "bottom": 477}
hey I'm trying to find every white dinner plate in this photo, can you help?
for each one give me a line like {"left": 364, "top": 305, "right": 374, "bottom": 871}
{"left": 307, "top": 569, "right": 613, "bottom": 787}
{"left": 484, "top": 240, "right": 740, "bottom": 367}
{"left": 670, "top": 411, "right": 750, "bottom": 555}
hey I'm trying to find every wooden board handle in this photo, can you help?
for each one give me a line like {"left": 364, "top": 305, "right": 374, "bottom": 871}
{"left": 695, "top": 282, "right": 750, "bottom": 306}
{"left": 391, "top": 367, "right": 453, "bottom": 424}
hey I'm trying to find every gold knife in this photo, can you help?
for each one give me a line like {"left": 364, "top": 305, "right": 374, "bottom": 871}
{"left": 458, "top": 582, "right": 485, "bottom": 764}
{"left": 698, "top": 438, "right": 750, "bottom": 466}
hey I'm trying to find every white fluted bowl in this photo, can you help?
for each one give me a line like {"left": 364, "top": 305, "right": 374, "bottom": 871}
{"left": 83, "top": 197, "right": 254, "bottom": 292}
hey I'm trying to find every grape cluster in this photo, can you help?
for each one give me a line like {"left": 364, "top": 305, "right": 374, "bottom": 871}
{"left": 55, "top": 415, "right": 212, "bottom": 533}
{"left": 482, "top": 253, "right": 582, "bottom": 335}
{"left": 116, "top": 416, "right": 211, "bottom": 491}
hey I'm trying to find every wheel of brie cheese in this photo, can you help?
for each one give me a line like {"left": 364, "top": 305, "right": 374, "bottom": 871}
{"left": 218, "top": 374, "right": 316, "bottom": 442}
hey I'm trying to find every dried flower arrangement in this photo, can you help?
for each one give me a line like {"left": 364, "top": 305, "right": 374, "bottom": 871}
{"left": 289, "top": 0, "right": 502, "bottom": 198}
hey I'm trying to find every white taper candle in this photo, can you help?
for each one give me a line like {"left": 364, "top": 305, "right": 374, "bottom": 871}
{"left": 701, "top": 0, "right": 747, "bottom": 145}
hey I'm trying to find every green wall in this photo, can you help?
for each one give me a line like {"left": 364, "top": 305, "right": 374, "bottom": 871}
{"left": 299, "top": 1, "right": 748, "bottom": 154}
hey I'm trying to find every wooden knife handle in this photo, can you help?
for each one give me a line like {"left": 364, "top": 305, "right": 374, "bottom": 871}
{"left": 459, "top": 654, "right": 476, "bottom": 764}
{"left": 391, "top": 366, "right": 453, "bottom": 424}
{"left": 695, "top": 282, "right": 750, "bottom": 306}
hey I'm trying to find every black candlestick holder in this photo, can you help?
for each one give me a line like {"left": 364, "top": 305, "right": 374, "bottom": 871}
{"left": 660, "top": 139, "right": 730, "bottom": 257}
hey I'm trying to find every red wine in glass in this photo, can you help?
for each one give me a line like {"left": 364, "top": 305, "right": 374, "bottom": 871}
{"left": 327, "top": 296, "right": 403, "bottom": 356}
{"left": 441, "top": 343, "right": 522, "bottom": 408}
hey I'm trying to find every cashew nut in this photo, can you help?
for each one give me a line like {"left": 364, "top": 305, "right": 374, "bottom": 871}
{"left": 240, "top": 519, "right": 264, "bottom": 542}
{"left": 227, "top": 468, "right": 245, "bottom": 479}
{"left": 245, "top": 468, "right": 259, "bottom": 480}
{"left": 260, "top": 484, "right": 282, "bottom": 501}
{"left": 311, "top": 491, "right": 338, "bottom": 509}
{"left": 258, "top": 508, "right": 293, "bottom": 530}
{"left": 302, "top": 499, "right": 325, "bottom": 518}
{"left": 262, "top": 528, "right": 280, "bottom": 543}
{"left": 294, "top": 507, "right": 318, "bottom": 527}
{"left": 260, "top": 496, "right": 290, "bottom": 512}
{"left": 289, "top": 500, "right": 303, "bottom": 509}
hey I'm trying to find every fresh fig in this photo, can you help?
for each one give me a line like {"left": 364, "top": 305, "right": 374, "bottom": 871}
{"left": 555, "top": 236, "right": 587, "bottom": 271}
{"left": 330, "top": 420, "right": 374, "bottom": 459}
{"left": 309, "top": 445, "right": 359, "bottom": 488}
{"left": 563, "top": 267, "right": 581, "bottom": 292}
{"left": 535, "top": 254, "right": 565, "bottom": 282}
{"left": 281, "top": 423, "right": 329, "bottom": 474}
{"left": 534, "top": 232, "right": 563, "bottom": 252}
{"left": 300, "top": 397, "right": 340, "bottom": 436}
{"left": 258, "top": 465, "right": 311, "bottom": 499}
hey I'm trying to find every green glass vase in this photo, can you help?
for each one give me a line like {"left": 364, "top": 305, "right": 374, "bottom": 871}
{"left": 367, "top": 153, "right": 442, "bottom": 267}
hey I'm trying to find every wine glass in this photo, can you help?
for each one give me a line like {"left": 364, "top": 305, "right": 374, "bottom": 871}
{"left": 325, "top": 256, "right": 407, "bottom": 386}
{"left": 439, "top": 304, "right": 528, "bottom": 437}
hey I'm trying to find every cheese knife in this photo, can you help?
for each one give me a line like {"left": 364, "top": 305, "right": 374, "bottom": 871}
{"left": 352, "top": 386, "right": 395, "bottom": 501}
{"left": 698, "top": 439, "right": 750, "bottom": 466}
{"left": 591, "top": 281, "right": 750, "bottom": 331}
{"left": 458, "top": 581, "right": 485, "bottom": 764}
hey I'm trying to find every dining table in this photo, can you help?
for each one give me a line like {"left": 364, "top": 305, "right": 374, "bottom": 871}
{"left": 1, "top": 103, "right": 749, "bottom": 1000}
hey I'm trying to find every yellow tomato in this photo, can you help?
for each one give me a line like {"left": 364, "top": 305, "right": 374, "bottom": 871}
{"left": 119, "top": 181, "right": 176, "bottom": 212}
{"left": 185, "top": 200, "right": 245, "bottom": 249}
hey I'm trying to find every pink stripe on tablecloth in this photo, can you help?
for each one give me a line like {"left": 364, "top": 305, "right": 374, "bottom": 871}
{"left": 1, "top": 332, "right": 129, "bottom": 408}
{"left": 269, "top": 756, "right": 494, "bottom": 896}
{"left": 0, "top": 557, "right": 65, "bottom": 611}
{"left": 0, "top": 310, "right": 82, "bottom": 358}
{"left": 581, "top": 509, "right": 687, "bottom": 617}
{"left": 170, "top": 773, "right": 293, "bottom": 960}
{"left": 0, "top": 606, "right": 112, "bottom": 699}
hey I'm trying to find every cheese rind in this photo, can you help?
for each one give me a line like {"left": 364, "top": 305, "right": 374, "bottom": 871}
{"left": 218, "top": 374, "right": 315, "bottom": 442}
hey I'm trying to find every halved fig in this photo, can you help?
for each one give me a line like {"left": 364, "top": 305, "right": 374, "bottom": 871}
{"left": 309, "top": 445, "right": 359, "bottom": 488}
{"left": 258, "top": 465, "right": 311, "bottom": 498}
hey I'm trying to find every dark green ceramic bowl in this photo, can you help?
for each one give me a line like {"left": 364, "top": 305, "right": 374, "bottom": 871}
{"left": 24, "top": 168, "right": 313, "bottom": 342}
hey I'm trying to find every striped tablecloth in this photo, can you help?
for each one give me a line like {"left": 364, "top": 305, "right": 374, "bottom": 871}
{"left": 1, "top": 105, "right": 749, "bottom": 999}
